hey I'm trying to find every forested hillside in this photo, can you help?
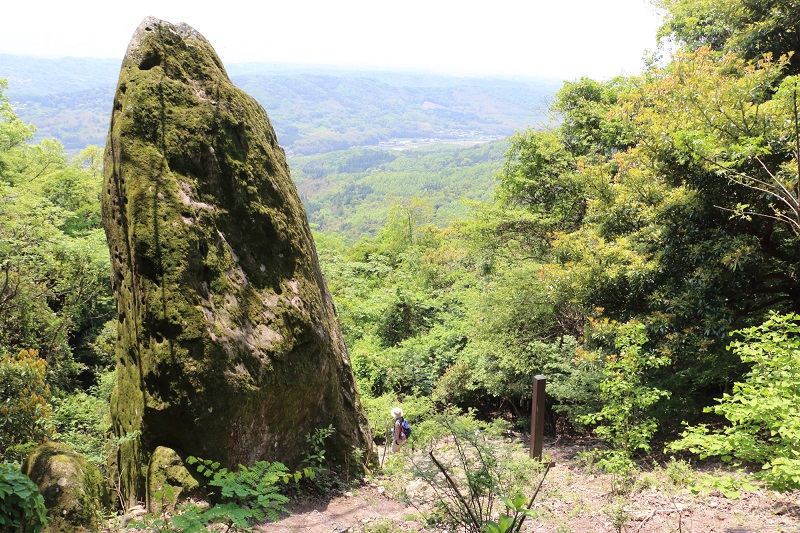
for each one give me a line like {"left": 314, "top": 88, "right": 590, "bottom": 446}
{"left": 292, "top": 141, "right": 506, "bottom": 238}
{"left": 0, "top": 54, "right": 556, "bottom": 154}
{"left": 4, "top": 0, "right": 800, "bottom": 529}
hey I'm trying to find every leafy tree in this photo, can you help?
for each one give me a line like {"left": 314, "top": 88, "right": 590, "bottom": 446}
{"left": 634, "top": 48, "right": 800, "bottom": 230}
{"left": 551, "top": 77, "right": 633, "bottom": 160}
{"left": 293, "top": 142, "right": 507, "bottom": 239}
{"left": 315, "top": 213, "right": 480, "bottom": 401}
{"left": 614, "top": 48, "right": 800, "bottom": 390}
{"left": 50, "top": 370, "right": 114, "bottom": 470}
{"left": 0, "top": 79, "right": 36, "bottom": 178}
{"left": 378, "top": 197, "right": 435, "bottom": 252}
{"left": 490, "top": 38, "right": 800, "bottom": 432}
{"left": 456, "top": 76, "right": 669, "bottom": 427}
{"left": 487, "top": 131, "right": 582, "bottom": 259}
{"left": 0, "top": 80, "right": 113, "bottom": 388}
{"left": 657, "top": 0, "right": 800, "bottom": 74}
{"left": 0, "top": 349, "right": 53, "bottom": 460}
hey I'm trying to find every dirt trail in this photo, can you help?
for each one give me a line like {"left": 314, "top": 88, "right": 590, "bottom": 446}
{"left": 254, "top": 438, "right": 800, "bottom": 533}
{"left": 255, "top": 483, "right": 419, "bottom": 532}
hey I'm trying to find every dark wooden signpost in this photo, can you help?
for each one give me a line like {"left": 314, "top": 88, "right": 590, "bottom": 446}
{"left": 530, "top": 375, "right": 546, "bottom": 460}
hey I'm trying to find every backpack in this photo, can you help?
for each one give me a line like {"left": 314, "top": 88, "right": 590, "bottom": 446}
{"left": 399, "top": 419, "right": 412, "bottom": 440}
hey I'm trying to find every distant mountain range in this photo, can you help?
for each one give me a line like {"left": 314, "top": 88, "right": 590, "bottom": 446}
{"left": 0, "top": 54, "right": 561, "bottom": 154}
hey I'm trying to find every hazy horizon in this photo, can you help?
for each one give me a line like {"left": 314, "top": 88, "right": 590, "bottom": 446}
{"left": 2, "top": 0, "right": 665, "bottom": 81}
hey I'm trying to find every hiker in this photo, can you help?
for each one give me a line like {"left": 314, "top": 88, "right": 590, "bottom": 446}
{"left": 391, "top": 407, "right": 408, "bottom": 452}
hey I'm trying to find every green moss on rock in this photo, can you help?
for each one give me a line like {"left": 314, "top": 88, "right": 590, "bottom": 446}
{"left": 102, "top": 17, "right": 373, "bottom": 507}
{"left": 22, "top": 442, "right": 109, "bottom": 533}
{"left": 147, "top": 446, "right": 203, "bottom": 513}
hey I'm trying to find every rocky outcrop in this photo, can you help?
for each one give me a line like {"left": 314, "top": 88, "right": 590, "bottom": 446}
{"left": 23, "top": 442, "right": 109, "bottom": 532}
{"left": 102, "top": 17, "right": 373, "bottom": 506}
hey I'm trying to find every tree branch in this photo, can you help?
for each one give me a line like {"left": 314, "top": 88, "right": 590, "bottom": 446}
{"left": 513, "top": 460, "right": 552, "bottom": 533}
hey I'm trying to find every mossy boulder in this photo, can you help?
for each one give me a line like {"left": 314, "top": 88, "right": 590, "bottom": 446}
{"left": 147, "top": 446, "right": 203, "bottom": 513}
{"left": 22, "top": 442, "right": 109, "bottom": 533}
{"left": 102, "top": 17, "right": 373, "bottom": 507}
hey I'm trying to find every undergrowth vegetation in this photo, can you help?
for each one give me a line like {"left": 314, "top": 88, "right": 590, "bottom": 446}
{"left": 406, "top": 412, "right": 547, "bottom": 532}
{"left": 0, "top": 462, "right": 48, "bottom": 533}
{"left": 126, "top": 428, "right": 339, "bottom": 532}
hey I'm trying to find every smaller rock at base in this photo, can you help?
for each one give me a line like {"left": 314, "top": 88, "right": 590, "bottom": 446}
{"left": 118, "top": 505, "right": 147, "bottom": 528}
{"left": 23, "top": 442, "right": 110, "bottom": 533}
{"left": 147, "top": 446, "right": 204, "bottom": 513}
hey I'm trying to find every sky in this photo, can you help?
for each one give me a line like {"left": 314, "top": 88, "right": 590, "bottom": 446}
{"left": 0, "top": 0, "right": 665, "bottom": 80}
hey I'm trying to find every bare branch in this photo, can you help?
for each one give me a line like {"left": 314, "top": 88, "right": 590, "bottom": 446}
{"left": 699, "top": 153, "right": 800, "bottom": 230}
{"left": 754, "top": 156, "right": 800, "bottom": 213}
{"left": 793, "top": 81, "right": 800, "bottom": 203}
{"left": 513, "top": 460, "right": 552, "bottom": 533}
{"left": 714, "top": 204, "right": 800, "bottom": 234}
{"left": 429, "top": 451, "right": 481, "bottom": 530}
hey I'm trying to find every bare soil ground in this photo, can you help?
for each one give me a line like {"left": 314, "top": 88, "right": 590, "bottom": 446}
{"left": 254, "top": 438, "right": 800, "bottom": 533}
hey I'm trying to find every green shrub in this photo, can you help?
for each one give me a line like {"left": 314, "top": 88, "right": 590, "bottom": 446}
{"left": 50, "top": 371, "right": 114, "bottom": 471}
{"left": 580, "top": 322, "right": 670, "bottom": 463}
{"left": 362, "top": 393, "right": 435, "bottom": 444}
{"left": 131, "top": 458, "right": 300, "bottom": 531}
{"left": 0, "top": 462, "right": 48, "bottom": 533}
{"left": 662, "top": 457, "right": 695, "bottom": 489}
{"left": 362, "top": 393, "right": 400, "bottom": 442}
{"left": 604, "top": 497, "right": 632, "bottom": 533}
{"left": 669, "top": 312, "right": 800, "bottom": 491}
{"left": 349, "top": 334, "right": 394, "bottom": 396}
{"left": 577, "top": 449, "right": 637, "bottom": 495}
{"left": 301, "top": 424, "right": 335, "bottom": 478}
{"left": 689, "top": 472, "right": 757, "bottom": 499}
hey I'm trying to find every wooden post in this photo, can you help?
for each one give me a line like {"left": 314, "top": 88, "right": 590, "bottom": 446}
{"left": 530, "top": 375, "right": 546, "bottom": 460}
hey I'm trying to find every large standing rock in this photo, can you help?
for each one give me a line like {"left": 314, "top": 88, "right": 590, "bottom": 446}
{"left": 102, "top": 17, "right": 373, "bottom": 506}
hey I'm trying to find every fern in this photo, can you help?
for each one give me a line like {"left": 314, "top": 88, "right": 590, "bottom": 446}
{"left": 208, "top": 461, "right": 291, "bottom": 521}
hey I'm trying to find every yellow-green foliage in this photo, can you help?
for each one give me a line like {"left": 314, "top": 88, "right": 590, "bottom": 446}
{"left": 0, "top": 349, "right": 53, "bottom": 460}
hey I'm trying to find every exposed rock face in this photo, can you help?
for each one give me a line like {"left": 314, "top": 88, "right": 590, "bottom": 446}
{"left": 102, "top": 17, "right": 373, "bottom": 506}
{"left": 23, "top": 442, "right": 109, "bottom": 532}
